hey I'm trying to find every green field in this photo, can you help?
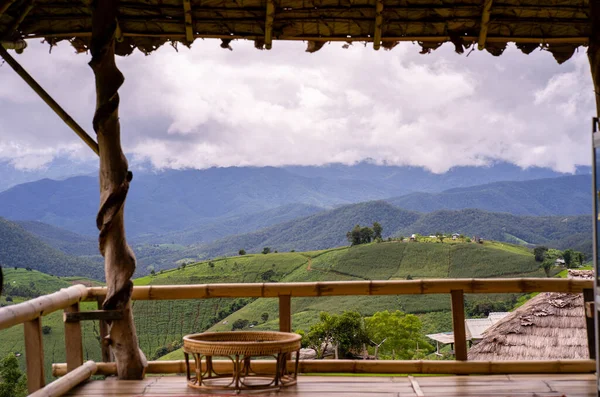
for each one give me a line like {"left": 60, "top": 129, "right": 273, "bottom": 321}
{"left": 0, "top": 241, "right": 554, "bottom": 377}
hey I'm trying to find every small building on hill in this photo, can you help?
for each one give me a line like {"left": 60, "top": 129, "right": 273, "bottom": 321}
{"left": 468, "top": 270, "right": 592, "bottom": 361}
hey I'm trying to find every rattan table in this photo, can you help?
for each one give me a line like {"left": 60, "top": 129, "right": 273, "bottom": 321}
{"left": 183, "top": 331, "right": 301, "bottom": 393}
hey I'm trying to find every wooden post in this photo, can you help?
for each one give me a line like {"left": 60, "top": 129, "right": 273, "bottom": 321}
{"left": 63, "top": 303, "right": 84, "bottom": 372}
{"left": 477, "top": 0, "right": 493, "bottom": 50}
{"left": 24, "top": 318, "right": 45, "bottom": 393}
{"left": 97, "top": 297, "right": 112, "bottom": 363}
{"left": 90, "top": 0, "right": 147, "bottom": 379}
{"left": 373, "top": 0, "right": 383, "bottom": 50}
{"left": 589, "top": 0, "right": 600, "bottom": 118}
{"left": 583, "top": 288, "right": 596, "bottom": 359}
{"left": 450, "top": 290, "right": 467, "bottom": 361}
{"left": 279, "top": 295, "right": 291, "bottom": 333}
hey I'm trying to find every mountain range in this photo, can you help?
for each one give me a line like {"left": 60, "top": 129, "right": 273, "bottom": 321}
{"left": 0, "top": 165, "right": 592, "bottom": 241}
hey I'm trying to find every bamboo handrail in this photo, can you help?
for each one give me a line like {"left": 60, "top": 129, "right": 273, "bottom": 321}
{"left": 32, "top": 361, "right": 97, "bottom": 397}
{"left": 52, "top": 358, "right": 596, "bottom": 377}
{"left": 85, "top": 278, "right": 592, "bottom": 301}
{"left": 0, "top": 284, "right": 88, "bottom": 330}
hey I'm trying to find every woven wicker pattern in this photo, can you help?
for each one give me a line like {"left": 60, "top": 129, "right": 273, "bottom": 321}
{"left": 183, "top": 331, "right": 301, "bottom": 356}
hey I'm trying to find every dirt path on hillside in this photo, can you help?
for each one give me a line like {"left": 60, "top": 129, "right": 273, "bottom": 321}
{"left": 307, "top": 258, "right": 312, "bottom": 271}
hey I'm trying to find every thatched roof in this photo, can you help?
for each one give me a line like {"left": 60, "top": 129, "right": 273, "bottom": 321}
{"left": 468, "top": 270, "right": 592, "bottom": 361}
{"left": 0, "top": 0, "right": 591, "bottom": 62}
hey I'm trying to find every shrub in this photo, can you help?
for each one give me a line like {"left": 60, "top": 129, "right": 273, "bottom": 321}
{"left": 42, "top": 326, "right": 52, "bottom": 335}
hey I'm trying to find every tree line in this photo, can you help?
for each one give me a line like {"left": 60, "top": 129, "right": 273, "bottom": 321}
{"left": 299, "top": 309, "right": 431, "bottom": 360}
{"left": 533, "top": 246, "right": 585, "bottom": 277}
{"left": 346, "top": 222, "right": 383, "bottom": 246}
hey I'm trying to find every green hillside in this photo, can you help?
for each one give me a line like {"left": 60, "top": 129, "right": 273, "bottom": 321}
{"left": 0, "top": 217, "right": 104, "bottom": 279}
{"left": 0, "top": 240, "right": 551, "bottom": 377}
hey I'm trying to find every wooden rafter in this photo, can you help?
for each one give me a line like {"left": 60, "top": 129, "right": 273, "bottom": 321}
{"left": 373, "top": 0, "right": 383, "bottom": 50}
{"left": 182, "top": 0, "right": 194, "bottom": 44}
{"left": 0, "top": 45, "right": 99, "bottom": 155}
{"left": 478, "top": 0, "right": 493, "bottom": 50}
{"left": 264, "top": 0, "right": 274, "bottom": 49}
{"left": 1, "top": 0, "right": 33, "bottom": 39}
{"left": 0, "top": 0, "right": 16, "bottom": 17}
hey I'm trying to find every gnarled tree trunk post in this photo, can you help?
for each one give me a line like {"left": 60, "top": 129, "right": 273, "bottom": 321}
{"left": 89, "top": 0, "right": 147, "bottom": 379}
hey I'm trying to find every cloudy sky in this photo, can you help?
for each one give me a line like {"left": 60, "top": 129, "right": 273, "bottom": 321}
{"left": 0, "top": 39, "right": 594, "bottom": 174}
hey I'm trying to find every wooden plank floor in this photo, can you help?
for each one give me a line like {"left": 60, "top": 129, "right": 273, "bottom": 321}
{"left": 65, "top": 374, "right": 597, "bottom": 397}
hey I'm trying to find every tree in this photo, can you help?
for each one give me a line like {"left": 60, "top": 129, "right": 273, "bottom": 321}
{"left": 261, "top": 313, "right": 269, "bottom": 322}
{"left": 208, "top": 261, "right": 215, "bottom": 268}
{"left": 42, "top": 326, "right": 52, "bottom": 335}
{"left": 150, "top": 269, "right": 156, "bottom": 276}
{"left": 365, "top": 310, "right": 432, "bottom": 360}
{"left": 359, "top": 227, "right": 374, "bottom": 244}
{"left": 306, "top": 311, "right": 367, "bottom": 359}
{"left": 0, "top": 354, "right": 27, "bottom": 397}
{"left": 346, "top": 225, "right": 362, "bottom": 246}
{"left": 541, "top": 248, "right": 563, "bottom": 277}
{"left": 563, "top": 249, "right": 574, "bottom": 268}
{"left": 231, "top": 319, "right": 249, "bottom": 330}
{"left": 238, "top": 249, "right": 246, "bottom": 256}
{"left": 262, "top": 247, "right": 271, "bottom": 255}
{"left": 306, "top": 312, "right": 336, "bottom": 359}
{"left": 332, "top": 311, "right": 368, "bottom": 358}
{"left": 373, "top": 222, "right": 383, "bottom": 240}
{"left": 533, "top": 246, "right": 548, "bottom": 262}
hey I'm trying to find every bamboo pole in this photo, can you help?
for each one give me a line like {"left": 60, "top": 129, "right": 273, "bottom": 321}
{"left": 182, "top": 0, "right": 194, "bottom": 44}
{"left": 0, "top": 46, "right": 99, "bottom": 156}
{"left": 279, "top": 295, "right": 291, "bottom": 332}
{"left": 478, "top": 0, "right": 493, "bottom": 50}
{"left": 84, "top": 278, "right": 592, "bottom": 301}
{"left": 264, "top": 0, "right": 274, "bottom": 49}
{"left": 63, "top": 303, "right": 84, "bottom": 373}
{"left": 30, "top": 361, "right": 97, "bottom": 397}
{"left": 450, "top": 290, "right": 467, "bottom": 361}
{"left": 89, "top": 0, "right": 146, "bottom": 380}
{"left": 24, "top": 318, "right": 45, "bottom": 393}
{"left": 52, "top": 359, "right": 596, "bottom": 377}
{"left": 373, "top": 0, "right": 383, "bottom": 50}
{"left": 0, "top": 285, "right": 88, "bottom": 330}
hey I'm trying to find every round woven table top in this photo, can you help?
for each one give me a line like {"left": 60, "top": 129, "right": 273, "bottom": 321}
{"left": 183, "top": 331, "right": 302, "bottom": 356}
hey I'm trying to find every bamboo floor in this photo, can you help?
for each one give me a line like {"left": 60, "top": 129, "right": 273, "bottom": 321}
{"left": 65, "top": 374, "right": 596, "bottom": 396}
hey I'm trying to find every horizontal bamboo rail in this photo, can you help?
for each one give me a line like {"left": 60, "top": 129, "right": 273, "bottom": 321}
{"left": 0, "top": 285, "right": 88, "bottom": 330}
{"left": 86, "top": 278, "right": 592, "bottom": 301}
{"left": 32, "top": 361, "right": 97, "bottom": 397}
{"left": 52, "top": 358, "right": 595, "bottom": 377}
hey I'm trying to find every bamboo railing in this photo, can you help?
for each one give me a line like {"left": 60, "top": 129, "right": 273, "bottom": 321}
{"left": 0, "top": 279, "right": 595, "bottom": 396}
{"left": 0, "top": 285, "right": 90, "bottom": 395}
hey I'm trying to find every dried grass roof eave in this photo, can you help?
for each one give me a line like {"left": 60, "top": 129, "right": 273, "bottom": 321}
{"left": 0, "top": 0, "right": 591, "bottom": 62}
{"left": 468, "top": 291, "right": 588, "bottom": 361}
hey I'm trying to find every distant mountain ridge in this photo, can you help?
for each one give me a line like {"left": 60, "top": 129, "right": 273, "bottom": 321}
{"left": 387, "top": 175, "right": 591, "bottom": 216}
{"left": 0, "top": 217, "right": 104, "bottom": 279}
{"left": 189, "top": 201, "right": 591, "bottom": 261}
{"left": 0, "top": 165, "right": 591, "bottom": 239}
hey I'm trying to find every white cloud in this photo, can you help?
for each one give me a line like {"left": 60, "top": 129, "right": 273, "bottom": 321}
{"left": 0, "top": 39, "right": 594, "bottom": 173}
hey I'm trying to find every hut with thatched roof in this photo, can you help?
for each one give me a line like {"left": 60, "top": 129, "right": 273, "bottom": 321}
{"left": 468, "top": 270, "right": 593, "bottom": 361}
